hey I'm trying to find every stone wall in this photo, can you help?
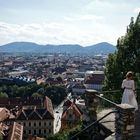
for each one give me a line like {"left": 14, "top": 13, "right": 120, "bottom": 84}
{"left": 85, "top": 89, "right": 99, "bottom": 122}
{"left": 115, "top": 104, "right": 135, "bottom": 140}
{"left": 84, "top": 90, "right": 135, "bottom": 140}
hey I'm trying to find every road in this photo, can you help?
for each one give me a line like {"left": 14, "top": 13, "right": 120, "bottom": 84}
{"left": 53, "top": 92, "right": 72, "bottom": 134}
{"left": 53, "top": 101, "right": 64, "bottom": 134}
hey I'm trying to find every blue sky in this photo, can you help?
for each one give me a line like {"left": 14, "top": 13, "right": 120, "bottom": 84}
{"left": 0, "top": 0, "right": 140, "bottom": 46}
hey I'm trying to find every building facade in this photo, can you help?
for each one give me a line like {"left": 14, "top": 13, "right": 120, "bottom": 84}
{"left": 61, "top": 100, "right": 82, "bottom": 130}
{"left": 16, "top": 107, "right": 54, "bottom": 138}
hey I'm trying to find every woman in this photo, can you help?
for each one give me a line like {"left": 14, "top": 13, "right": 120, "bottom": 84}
{"left": 121, "top": 71, "right": 138, "bottom": 110}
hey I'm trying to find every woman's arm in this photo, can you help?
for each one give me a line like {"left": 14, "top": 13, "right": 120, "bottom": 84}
{"left": 132, "top": 80, "right": 137, "bottom": 97}
{"left": 121, "top": 80, "right": 125, "bottom": 89}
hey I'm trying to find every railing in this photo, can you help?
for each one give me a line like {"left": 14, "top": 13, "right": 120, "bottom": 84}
{"left": 69, "top": 110, "right": 117, "bottom": 140}
{"left": 99, "top": 90, "right": 121, "bottom": 108}
{"left": 69, "top": 89, "right": 136, "bottom": 140}
{"left": 96, "top": 93, "right": 118, "bottom": 106}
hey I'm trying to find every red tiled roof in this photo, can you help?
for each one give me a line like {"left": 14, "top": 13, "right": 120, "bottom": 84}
{"left": 44, "top": 96, "right": 54, "bottom": 116}
{"left": 61, "top": 103, "right": 82, "bottom": 120}
{"left": 8, "top": 122, "right": 23, "bottom": 140}
{"left": 17, "top": 107, "right": 54, "bottom": 120}
{"left": 28, "top": 109, "right": 42, "bottom": 120}
{"left": 16, "top": 110, "right": 27, "bottom": 120}
{"left": 28, "top": 135, "right": 45, "bottom": 140}
{"left": 0, "top": 97, "right": 42, "bottom": 109}
{"left": 0, "top": 108, "right": 10, "bottom": 121}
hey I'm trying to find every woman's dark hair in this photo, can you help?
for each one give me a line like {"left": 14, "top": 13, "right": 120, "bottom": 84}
{"left": 126, "top": 71, "right": 133, "bottom": 78}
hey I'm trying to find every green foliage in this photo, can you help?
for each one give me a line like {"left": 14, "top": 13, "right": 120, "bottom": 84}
{"left": 0, "top": 135, "right": 3, "bottom": 140}
{"left": 32, "top": 92, "right": 43, "bottom": 98}
{"left": 0, "top": 92, "right": 8, "bottom": 98}
{"left": 103, "top": 13, "right": 140, "bottom": 104}
{"left": 103, "top": 53, "right": 122, "bottom": 90}
{"left": 47, "top": 125, "right": 81, "bottom": 140}
{"left": 47, "top": 131, "right": 69, "bottom": 140}
{"left": 44, "top": 85, "right": 67, "bottom": 105}
{"left": 104, "top": 12, "right": 140, "bottom": 91}
{"left": 0, "top": 83, "right": 67, "bottom": 105}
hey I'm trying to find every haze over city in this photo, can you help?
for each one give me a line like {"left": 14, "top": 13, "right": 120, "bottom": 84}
{"left": 0, "top": 0, "right": 140, "bottom": 46}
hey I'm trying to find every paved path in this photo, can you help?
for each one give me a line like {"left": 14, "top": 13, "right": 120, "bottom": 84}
{"left": 98, "top": 106, "right": 140, "bottom": 140}
{"left": 97, "top": 108, "right": 115, "bottom": 132}
{"left": 53, "top": 101, "right": 64, "bottom": 134}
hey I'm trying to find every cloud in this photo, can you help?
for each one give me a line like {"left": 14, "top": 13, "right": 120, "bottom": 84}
{"left": 0, "top": 0, "right": 139, "bottom": 47}
{"left": 133, "top": 8, "right": 140, "bottom": 13}
{"left": 0, "top": 20, "right": 120, "bottom": 46}
{"left": 0, "top": 21, "right": 66, "bottom": 45}
{"left": 65, "top": 14, "right": 104, "bottom": 21}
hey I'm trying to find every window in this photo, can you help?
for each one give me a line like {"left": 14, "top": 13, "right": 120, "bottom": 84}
{"left": 39, "top": 129, "right": 41, "bottom": 135}
{"left": 49, "top": 129, "right": 51, "bottom": 133}
{"left": 44, "top": 122, "right": 46, "bottom": 126}
{"left": 69, "top": 114, "right": 72, "bottom": 119}
{"left": 29, "top": 122, "right": 31, "bottom": 126}
{"left": 29, "top": 130, "right": 31, "bottom": 134}
{"left": 44, "top": 129, "right": 46, "bottom": 134}
{"left": 39, "top": 122, "right": 41, "bottom": 126}
{"left": 24, "top": 130, "right": 26, "bottom": 134}
{"left": 34, "top": 122, "right": 36, "bottom": 127}
{"left": 34, "top": 130, "right": 36, "bottom": 135}
{"left": 68, "top": 121, "right": 72, "bottom": 127}
{"left": 49, "top": 122, "right": 51, "bottom": 126}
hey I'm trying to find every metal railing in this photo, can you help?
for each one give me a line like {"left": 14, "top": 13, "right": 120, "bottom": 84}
{"left": 69, "top": 110, "right": 118, "bottom": 140}
{"left": 69, "top": 88, "right": 138, "bottom": 140}
{"left": 69, "top": 90, "right": 119, "bottom": 140}
{"left": 96, "top": 94, "right": 117, "bottom": 106}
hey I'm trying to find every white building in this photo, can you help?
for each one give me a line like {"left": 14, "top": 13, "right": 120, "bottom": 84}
{"left": 84, "top": 71, "right": 104, "bottom": 91}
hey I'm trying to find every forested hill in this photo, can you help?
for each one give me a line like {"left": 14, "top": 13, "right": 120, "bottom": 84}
{"left": 0, "top": 42, "right": 116, "bottom": 55}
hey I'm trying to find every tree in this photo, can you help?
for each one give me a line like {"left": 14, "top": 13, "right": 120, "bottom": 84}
{"left": 103, "top": 53, "right": 122, "bottom": 90}
{"left": 104, "top": 13, "right": 140, "bottom": 91}
{"left": 0, "top": 92, "right": 8, "bottom": 98}
{"left": 0, "top": 135, "right": 3, "bottom": 140}
{"left": 32, "top": 92, "right": 43, "bottom": 98}
{"left": 44, "top": 85, "right": 67, "bottom": 105}
{"left": 47, "top": 125, "right": 81, "bottom": 140}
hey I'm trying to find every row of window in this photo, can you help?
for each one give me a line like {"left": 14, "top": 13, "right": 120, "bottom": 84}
{"left": 85, "top": 84, "right": 102, "bottom": 90}
{"left": 19, "top": 121, "right": 52, "bottom": 127}
{"left": 23, "top": 129, "right": 52, "bottom": 135}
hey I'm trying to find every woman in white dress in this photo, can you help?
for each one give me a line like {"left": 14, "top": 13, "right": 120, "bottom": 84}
{"left": 121, "top": 71, "right": 138, "bottom": 110}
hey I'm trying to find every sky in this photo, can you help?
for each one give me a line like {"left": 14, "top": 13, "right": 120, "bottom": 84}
{"left": 0, "top": 0, "right": 140, "bottom": 46}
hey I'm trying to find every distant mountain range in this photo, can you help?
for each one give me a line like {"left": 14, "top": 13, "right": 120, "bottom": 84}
{"left": 0, "top": 42, "right": 116, "bottom": 55}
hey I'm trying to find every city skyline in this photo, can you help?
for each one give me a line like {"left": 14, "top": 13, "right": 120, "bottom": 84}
{"left": 0, "top": 0, "right": 140, "bottom": 46}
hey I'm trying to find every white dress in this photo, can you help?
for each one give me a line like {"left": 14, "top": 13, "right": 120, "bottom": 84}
{"left": 121, "top": 79, "right": 138, "bottom": 110}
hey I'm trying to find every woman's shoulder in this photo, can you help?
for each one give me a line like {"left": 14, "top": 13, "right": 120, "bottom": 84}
{"left": 130, "top": 79, "right": 134, "bottom": 83}
{"left": 127, "top": 79, "right": 134, "bottom": 83}
{"left": 123, "top": 79, "right": 134, "bottom": 83}
{"left": 123, "top": 79, "right": 127, "bottom": 82}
